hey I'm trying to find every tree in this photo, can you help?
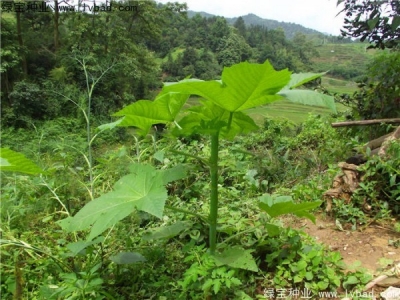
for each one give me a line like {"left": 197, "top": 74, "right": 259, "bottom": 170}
{"left": 233, "top": 16, "right": 246, "bottom": 37}
{"left": 351, "top": 51, "right": 400, "bottom": 120}
{"left": 337, "top": 0, "right": 400, "bottom": 49}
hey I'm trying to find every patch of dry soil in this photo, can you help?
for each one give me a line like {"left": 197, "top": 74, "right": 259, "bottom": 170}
{"left": 287, "top": 215, "right": 400, "bottom": 273}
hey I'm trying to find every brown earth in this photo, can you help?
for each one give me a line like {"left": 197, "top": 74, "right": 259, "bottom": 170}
{"left": 287, "top": 215, "right": 400, "bottom": 274}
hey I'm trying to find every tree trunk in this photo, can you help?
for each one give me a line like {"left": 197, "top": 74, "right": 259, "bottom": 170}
{"left": 54, "top": 0, "right": 60, "bottom": 51}
{"left": 16, "top": 8, "right": 28, "bottom": 78}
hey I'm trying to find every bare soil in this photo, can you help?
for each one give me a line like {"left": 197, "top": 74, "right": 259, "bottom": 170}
{"left": 288, "top": 215, "right": 400, "bottom": 273}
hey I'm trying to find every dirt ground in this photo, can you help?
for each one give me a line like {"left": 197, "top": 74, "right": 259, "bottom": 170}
{"left": 287, "top": 215, "right": 400, "bottom": 274}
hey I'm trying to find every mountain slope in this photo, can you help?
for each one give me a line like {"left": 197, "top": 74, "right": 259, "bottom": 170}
{"left": 187, "top": 11, "right": 325, "bottom": 39}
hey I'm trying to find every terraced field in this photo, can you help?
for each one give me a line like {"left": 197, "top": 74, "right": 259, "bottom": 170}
{"left": 246, "top": 100, "right": 347, "bottom": 124}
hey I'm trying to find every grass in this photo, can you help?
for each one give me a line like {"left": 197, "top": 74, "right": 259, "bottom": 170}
{"left": 321, "top": 76, "right": 358, "bottom": 94}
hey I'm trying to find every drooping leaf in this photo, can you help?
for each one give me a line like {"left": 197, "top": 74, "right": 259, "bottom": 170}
{"left": 66, "top": 237, "right": 104, "bottom": 256}
{"left": 57, "top": 164, "right": 168, "bottom": 241}
{"left": 113, "top": 92, "right": 189, "bottom": 134}
{"left": 109, "top": 252, "right": 146, "bottom": 264}
{"left": 278, "top": 89, "right": 337, "bottom": 113}
{"left": 142, "top": 221, "right": 192, "bottom": 241}
{"left": 214, "top": 247, "right": 258, "bottom": 272}
{"left": 282, "top": 72, "right": 327, "bottom": 90}
{"left": 0, "top": 148, "right": 43, "bottom": 175}
{"left": 163, "top": 60, "right": 291, "bottom": 112}
{"left": 173, "top": 100, "right": 258, "bottom": 138}
{"left": 97, "top": 119, "right": 123, "bottom": 131}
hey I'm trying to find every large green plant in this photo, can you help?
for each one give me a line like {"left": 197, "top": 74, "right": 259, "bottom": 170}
{"left": 58, "top": 61, "right": 335, "bottom": 260}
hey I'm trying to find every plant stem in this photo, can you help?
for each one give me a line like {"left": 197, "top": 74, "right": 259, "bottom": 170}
{"left": 209, "top": 132, "right": 219, "bottom": 254}
{"left": 164, "top": 205, "right": 208, "bottom": 224}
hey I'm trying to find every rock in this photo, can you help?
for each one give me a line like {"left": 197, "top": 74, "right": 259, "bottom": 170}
{"left": 377, "top": 277, "right": 400, "bottom": 287}
{"left": 381, "top": 286, "right": 400, "bottom": 300}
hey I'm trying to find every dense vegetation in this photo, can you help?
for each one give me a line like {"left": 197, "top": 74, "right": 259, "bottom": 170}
{"left": 1, "top": 0, "right": 399, "bottom": 299}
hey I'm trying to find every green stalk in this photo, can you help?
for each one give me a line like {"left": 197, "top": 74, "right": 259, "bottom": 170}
{"left": 209, "top": 132, "right": 219, "bottom": 254}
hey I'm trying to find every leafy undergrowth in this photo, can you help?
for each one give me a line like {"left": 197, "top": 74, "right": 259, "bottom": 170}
{"left": 1, "top": 114, "right": 397, "bottom": 299}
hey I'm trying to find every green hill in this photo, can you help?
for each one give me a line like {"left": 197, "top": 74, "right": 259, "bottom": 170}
{"left": 312, "top": 43, "right": 379, "bottom": 80}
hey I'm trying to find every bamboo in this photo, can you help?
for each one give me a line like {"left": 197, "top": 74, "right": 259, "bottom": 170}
{"left": 331, "top": 118, "right": 400, "bottom": 127}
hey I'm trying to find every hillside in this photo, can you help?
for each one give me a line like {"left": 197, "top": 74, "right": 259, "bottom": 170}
{"left": 187, "top": 11, "right": 325, "bottom": 39}
{"left": 312, "top": 43, "right": 378, "bottom": 80}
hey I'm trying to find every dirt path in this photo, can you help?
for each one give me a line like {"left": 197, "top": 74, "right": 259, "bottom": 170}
{"left": 288, "top": 215, "right": 400, "bottom": 274}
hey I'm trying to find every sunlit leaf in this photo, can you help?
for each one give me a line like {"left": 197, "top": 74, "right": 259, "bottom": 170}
{"left": 282, "top": 72, "right": 327, "bottom": 90}
{"left": 0, "top": 148, "right": 43, "bottom": 175}
{"left": 58, "top": 164, "right": 168, "bottom": 241}
{"left": 163, "top": 60, "right": 291, "bottom": 112}
{"left": 278, "top": 89, "right": 337, "bottom": 113}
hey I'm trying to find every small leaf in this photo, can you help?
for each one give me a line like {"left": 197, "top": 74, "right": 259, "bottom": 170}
{"left": 66, "top": 237, "right": 104, "bottom": 256}
{"left": 153, "top": 151, "right": 164, "bottom": 163}
{"left": 97, "top": 119, "right": 123, "bottom": 131}
{"left": 213, "top": 279, "right": 221, "bottom": 294}
{"left": 214, "top": 247, "right": 258, "bottom": 272}
{"left": 367, "top": 17, "right": 380, "bottom": 30}
{"left": 264, "top": 223, "right": 281, "bottom": 237}
{"left": 142, "top": 221, "right": 192, "bottom": 241}
{"left": 391, "top": 16, "right": 400, "bottom": 31}
{"left": 318, "top": 281, "right": 329, "bottom": 290}
{"left": 109, "top": 252, "right": 146, "bottom": 264}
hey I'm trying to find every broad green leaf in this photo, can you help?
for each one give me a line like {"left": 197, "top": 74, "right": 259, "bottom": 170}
{"left": 173, "top": 100, "right": 258, "bottom": 138}
{"left": 113, "top": 92, "right": 189, "bottom": 134}
{"left": 0, "top": 148, "right": 43, "bottom": 175}
{"left": 109, "top": 252, "right": 146, "bottom": 264}
{"left": 163, "top": 60, "right": 291, "bottom": 112}
{"left": 214, "top": 247, "right": 258, "bottom": 272}
{"left": 142, "top": 221, "right": 192, "bottom": 241}
{"left": 282, "top": 72, "right": 327, "bottom": 90}
{"left": 259, "top": 195, "right": 322, "bottom": 223}
{"left": 278, "top": 89, "right": 337, "bottom": 113}
{"left": 57, "top": 164, "right": 168, "bottom": 241}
